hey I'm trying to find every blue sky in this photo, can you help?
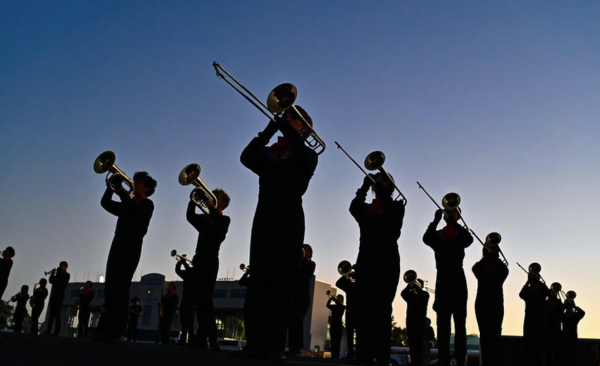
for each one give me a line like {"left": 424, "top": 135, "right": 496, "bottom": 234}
{"left": 1, "top": 1, "right": 599, "bottom": 338}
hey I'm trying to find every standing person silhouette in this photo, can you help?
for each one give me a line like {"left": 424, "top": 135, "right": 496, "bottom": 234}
{"left": 401, "top": 278, "right": 430, "bottom": 366}
{"left": 519, "top": 266, "right": 549, "bottom": 366}
{"left": 237, "top": 107, "right": 318, "bottom": 362}
{"left": 423, "top": 208, "right": 473, "bottom": 366}
{"left": 10, "top": 285, "right": 29, "bottom": 334}
{"left": 288, "top": 244, "right": 316, "bottom": 355}
{"left": 0, "top": 246, "right": 16, "bottom": 299}
{"left": 44, "top": 261, "right": 70, "bottom": 336}
{"left": 77, "top": 281, "right": 95, "bottom": 337}
{"left": 327, "top": 293, "right": 346, "bottom": 360}
{"left": 30, "top": 279, "right": 48, "bottom": 335}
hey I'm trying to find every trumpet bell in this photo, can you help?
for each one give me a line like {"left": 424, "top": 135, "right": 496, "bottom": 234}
{"left": 442, "top": 193, "right": 461, "bottom": 211}
{"left": 486, "top": 232, "right": 502, "bottom": 247}
{"left": 364, "top": 151, "right": 385, "bottom": 171}
{"left": 179, "top": 163, "right": 201, "bottom": 186}
{"left": 403, "top": 270, "right": 417, "bottom": 284}
{"left": 266, "top": 83, "right": 297, "bottom": 113}
{"left": 338, "top": 260, "right": 353, "bottom": 277}
{"left": 94, "top": 151, "right": 116, "bottom": 174}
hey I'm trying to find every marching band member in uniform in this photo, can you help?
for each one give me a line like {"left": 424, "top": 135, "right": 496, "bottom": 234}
{"left": 562, "top": 297, "right": 585, "bottom": 365}
{"left": 519, "top": 266, "right": 549, "bottom": 366}
{"left": 10, "top": 285, "right": 29, "bottom": 334}
{"left": 77, "top": 281, "right": 94, "bottom": 337}
{"left": 336, "top": 272, "right": 358, "bottom": 359}
{"left": 0, "top": 246, "right": 16, "bottom": 299}
{"left": 30, "top": 278, "right": 48, "bottom": 335}
{"left": 45, "top": 261, "right": 70, "bottom": 336}
{"left": 96, "top": 171, "right": 156, "bottom": 342}
{"left": 158, "top": 283, "right": 179, "bottom": 345}
{"left": 288, "top": 244, "right": 316, "bottom": 356}
{"left": 175, "top": 255, "right": 196, "bottom": 346}
{"left": 423, "top": 208, "right": 473, "bottom": 366}
{"left": 472, "top": 246, "right": 509, "bottom": 366}
{"left": 127, "top": 297, "right": 142, "bottom": 343}
{"left": 401, "top": 278, "right": 430, "bottom": 366}
{"left": 186, "top": 189, "right": 230, "bottom": 350}
{"left": 326, "top": 293, "right": 346, "bottom": 360}
{"left": 351, "top": 172, "right": 405, "bottom": 366}
{"left": 544, "top": 285, "right": 565, "bottom": 366}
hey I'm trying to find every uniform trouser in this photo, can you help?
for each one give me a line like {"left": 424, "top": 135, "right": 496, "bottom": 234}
{"left": 13, "top": 312, "right": 25, "bottom": 333}
{"left": 159, "top": 314, "right": 175, "bottom": 344}
{"left": 523, "top": 314, "right": 544, "bottom": 366}
{"left": 127, "top": 318, "right": 139, "bottom": 342}
{"left": 244, "top": 200, "right": 305, "bottom": 352}
{"left": 330, "top": 323, "right": 343, "bottom": 360}
{"left": 475, "top": 300, "right": 504, "bottom": 366}
{"left": 288, "top": 294, "right": 310, "bottom": 351}
{"left": 345, "top": 318, "right": 357, "bottom": 357}
{"left": 97, "top": 235, "right": 142, "bottom": 338}
{"left": 356, "top": 251, "right": 400, "bottom": 363}
{"left": 46, "top": 298, "right": 64, "bottom": 334}
{"left": 196, "top": 265, "right": 219, "bottom": 347}
{"left": 0, "top": 281, "right": 7, "bottom": 300}
{"left": 179, "top": 293, "right": 195, "bottom": 343}
{"left": 422, "top": 339, "right": 432, "bottom": 366}
{"left": 563, "top": 335, "right": 578, "bottom": 366}
{"left": 544, "top": 327, "right": 562, "bottom": 366}
{"left": 31, "top": 306, "right": 44, "bottom": 335}
{"left": 407, "top": 320, "right": 425, "bottom": 365}
{"left": 78, "top": 309, "right": 91, "bottom": 337}
{"left": 436, "top": 304, "right": 467, "bottom": 364}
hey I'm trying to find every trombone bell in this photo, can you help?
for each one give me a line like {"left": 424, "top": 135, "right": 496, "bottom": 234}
{"left": 442, "top": 193, "right": 461, "bottom": 211}
{"left": 266, "top": 83, "right": 297, "bottom": 113}
{"left": 337, "top": 260, "right": 353, "bottom": 277}
{"left": 486, "top": 232, "right": 502, "bottom": 246}
{"left": 364, "top": 151, "right": 385, "bottom": 171}
{"left": 403, "top": 270, "right": 417, "bottom": 284}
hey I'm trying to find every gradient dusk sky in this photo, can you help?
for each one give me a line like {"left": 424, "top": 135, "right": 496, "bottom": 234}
{"left": 1, "top": 1, "right": 599, "bottom": 338}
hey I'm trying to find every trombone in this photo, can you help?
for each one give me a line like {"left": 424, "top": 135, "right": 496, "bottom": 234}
{"left": 239, "top": 263, "right": 250, "bottom": 273}
{"left": 338, "top": 260, "right": 355, "bottom": 281}
{"left": 94, "top": 151, "right": 135, "bottom": 197}
{"left": 403, "top": 270, "right": 435, "bottom": 294}
{"left": 516, "top": 262, "right": 546, "bottom": 285}
{"left": 470, "top": 231, "right": 509, "bottom": 266}
{"left": 213, "top": 62, "right": 326, "bottom": 155}
{"left": 178, "top": 163, "right": 217, "bottom": 215}
{"left": 170, "top": 249, "right": 192, "bottom": 264}
{"left": 550, "top": 282, "right": 567, "bottom": 301}
{"left": 335, "top": 142, "right": 407, "bottom": 205}
{"left": 416, "top": 182, "right": 468, "bottom": 228}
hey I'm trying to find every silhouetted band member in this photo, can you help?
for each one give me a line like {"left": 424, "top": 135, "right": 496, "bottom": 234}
{"left": 30, "top": 278, "right": 48, "bottom": 335}
{"left": 351, "top": 172, "right": 405, "bottom": 366}
{"left": 401, "top": 278, "right": 430, "bottom": 366}
{"left": 127, "top": 297, "right": 142, "bottom": 343}
{"left": 326, "top": 293, "right": 346, "bottom": 360}
{"left": 0, "top": 246, "right": 16, "bottom": 299}
{"left": 423, "top": 208, "right": 473, "bottom": 366}
{"left": 423, "top": 317, "right": 435, "bottom": 366}
{"left": 10, "top": 285, "right": 29, "bottom": 334}
{"left": 519, "top": 268, "right": 549, "bottom": 366}
{"left": 238, "top": 107, "right": 318, "bottom": 361}
{"left": 96, "top": 171, "right": 156, "bottom": 341}
{"left": 77, "top": 281, "right": 95, "bottom": 337}
{"left": 158, "top": 283, "right": 179, "bottom": 345}
{"left": 472, "top": 246, "right": 509, "bottom": 366}
{"left": 45, "top": 261, "right": 70, "bottom": 335}
{"left": 175, "top": 255, "right": 196, "bottom": 345}
{"left": 562, "top": 300, "right": 585, "bottom": 365}
{"left": 288, "top": 244, "right": 316, "bottom": 355}
{"left": 336, "top": 274, "right": 357, "bottom": 359}
{"left": 544, "top": 286, "right": 565, "bottom": 366}
{"left": 186, "top": 189, "right": 230, "bottom": 349}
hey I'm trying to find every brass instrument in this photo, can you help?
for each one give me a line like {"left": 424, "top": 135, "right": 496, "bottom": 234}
{"left": 516, "top": 262, "right": 546, "bottom": 284}
{"left": 44, "top": 268, "right": 56, "bottom": 276}
{"left": 337, "top": 260, "right": 355, "bottom": 281}
{"left": 94, "top": 150, "right": 135, "bottom": 197}
{"left": 170, "top": 249, "right": 192, "bottom": 264}
{"left": 416, "top": 182, "right": 469, "bottom": 229}
{"left": 326, "top": 290, "right": 341, "bottom": 304}
{"left": 10, "top": 292, "right": 21, "bottom": 302}
{"left": 213, "top": 62, "right": 326, "bottom": 155}
{"left": 29, "top": 283, "right": 38, "bottom": 307}
{"left": 550, "top": 282, "right": 567, "bottom": 301}
{"left": 565, "top": 290, "right": 577, "bottom": 306}
{"left": 178, "top": 163, "right": 217, "bottom": 214}
{"left": 403, "top": 270, "right": 435, "bottom": 294}
{"left": 239, "top": 263, "right": 250, "bottom": 273}
{"left": 470, "top": 231, "right": 509, "bottom": 266}
{"left": 335, "top": 142, "right": 407, "bottom": 205}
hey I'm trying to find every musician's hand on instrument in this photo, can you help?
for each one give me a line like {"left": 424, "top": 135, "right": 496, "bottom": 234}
{"left": 362, "top": 175, "right": 375, "bottom": 190}
{"left": 434, "top": 209, "right": 443, "bottom": 223}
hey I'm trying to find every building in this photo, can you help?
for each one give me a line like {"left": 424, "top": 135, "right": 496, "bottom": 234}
{"left": 44, "top": 273, "right": 339, "bottom": 351}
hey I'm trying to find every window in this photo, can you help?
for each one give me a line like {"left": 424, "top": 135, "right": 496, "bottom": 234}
{"left": 230, "top": 289, "right": 246, "bottom": 298}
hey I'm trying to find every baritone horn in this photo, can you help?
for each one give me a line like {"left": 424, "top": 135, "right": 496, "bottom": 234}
{"left": 170, "top": 249, "right": 192, "bottom": 264}
{"left": 94, "top": 151, "right": 135, "bottom": 197}
{"left": 178, "top": 163, "right": 217, "bottom": 215}
{"left": 213, "top": 62, "right": 326, "bottom": 155}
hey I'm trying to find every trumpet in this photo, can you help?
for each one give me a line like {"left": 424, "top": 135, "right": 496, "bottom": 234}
{"left": 178, "top": 163, "right": 217, "bottom": 215}
{"left": 326, "top": 290, "right": 341, "bottom": 303}
{"left": 239, "top": 263, "right": 250, "bottom": 273}
{"left": 170, "top": 249, "right": 192, "bottom": 264}
{"left": 516, "top": 262, "right": 546, "bottom": 284}
{"left": 403, "top": 270, "right": 435, "bottom": 294}
{"left": 213, "top": 62, "right": 326, "bottom": 155}
{"left": 335, "top": 142, "right": 407, "bottom": 205}
{"left": 44, "top": 268, "right": 56, "bottom": 276}
{"left": 94, "top": 151, "right": 134, "bottom": 197}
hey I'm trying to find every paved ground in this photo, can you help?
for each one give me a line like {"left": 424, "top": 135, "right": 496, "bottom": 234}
{"left": 0, "top": 332, "right": 347, "bottom": 366}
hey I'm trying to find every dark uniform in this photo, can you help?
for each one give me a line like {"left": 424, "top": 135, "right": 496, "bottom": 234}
{"left": 562, "top": 305, "right": 585, "bottom": 365}
{"left": 97, "top": 187, "right": 154, "bottom": 339}
{"left": 175, "top": 259, "right": 196, "bottom": 345}
{"left": 472, "top": 249, "right": 509, "bottom": 366}
{"left": 519, "top": 277, "right": 549, "bottom": 366}
{"left": 0, "top": 258, "right": 13, "bottom": 299}
{"left": 288, "top": 255, "right": 316, "bottom": 354}
{"left": 30, "top": 286, "right": 48, "bottom": 335}
{"left": 326, "top": 296, "right": 346, "bottom": 360}
{"left": 240, "top": 118, "right": 318, "bottom": 358}
{"left": 400, "top": 282, "right": 430, "bottom": 366}
{"left": 336, "top": 275, "right": 358, "bottom": 358}
{"left": 127, "top": 300, "right": 142, "bottom": 342}
{"left": 158, "top": 291, "right": 179, "bottom": 345}
{"left": 186, "top": 201, "right": 230, "bottom": 348}
{"left": 11, "top": 291, "right": 29, "bottom": 333}
{"left": 77, "top": 289, "right": 94, "bottom": 337}
{"left": 423, "top": 212, "right": 473, "bottom": 365}
{"left": 544, "top": 294, "right": 565, "bottom": 366}
{"left": 350, "top": 181, "right": 405, "bottom": 365}
{"left": 46, "top": 270, "right": 70, "bottom": 335}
